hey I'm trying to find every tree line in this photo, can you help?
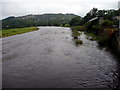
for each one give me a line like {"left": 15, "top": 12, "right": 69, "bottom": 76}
{"left": 2, "top": 14, "right": 77, "bottom": 29}
{"left": 70, "top": 8, "right": 120, "bottom": 57}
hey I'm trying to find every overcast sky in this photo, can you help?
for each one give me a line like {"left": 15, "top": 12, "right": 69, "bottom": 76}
{"left": 1, "top": 0, "right": 119, "bottom": 19}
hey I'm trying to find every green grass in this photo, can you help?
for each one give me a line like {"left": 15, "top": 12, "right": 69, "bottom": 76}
{"left": 0, "top": 27, "right": 39, "bottom": 38}
{"left": 85, "top": 31, "right": 111, "bottom": 47}
{"left": 71, "top": 26, "right": 87, "bottom": 31}
{"left": 71, "top": 30, "right": 81, "bottom": 37}
{"left": 75, "top": 39, "right": 83, "bottom": 45}
{"left": 84, "top": 32, "right": 99, "bottom": 41}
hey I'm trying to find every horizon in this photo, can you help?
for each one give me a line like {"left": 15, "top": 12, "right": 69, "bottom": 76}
{"left": 1, "top": 13, "right": 79, "bottom": 20}
{"left": 1, "top": 0, "right": 119, "bottom": 20}
{"left": 1, "top": 7, "right": 118, "bottom": 20}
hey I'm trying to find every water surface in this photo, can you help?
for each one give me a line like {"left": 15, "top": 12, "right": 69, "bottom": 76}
{"left": 2, "top": 27, "right": 120, "bottom": 88}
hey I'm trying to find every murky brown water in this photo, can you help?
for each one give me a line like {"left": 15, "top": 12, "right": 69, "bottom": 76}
{"left": 2, "top": 27, "right": 120, "bottom": 88}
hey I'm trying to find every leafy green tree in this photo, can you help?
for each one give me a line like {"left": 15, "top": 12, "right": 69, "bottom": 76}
{"left": 101, "top": 20, "right": 114, "bottom": 28}
{"left": 83, "top": 8, "right": 98, "bottom": 23}
{"left": 90, "top": 8, "right": 98, "bottom": 17}
{"left": 70, "top": 16, "right": 83, "bottom": 26}
{"left": 97, "top": 10, "right": 106, "bottom": 17}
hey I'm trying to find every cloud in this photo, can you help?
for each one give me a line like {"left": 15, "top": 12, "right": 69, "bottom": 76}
{"left": 1, "top": 0, "right": 119, "bottom": 19}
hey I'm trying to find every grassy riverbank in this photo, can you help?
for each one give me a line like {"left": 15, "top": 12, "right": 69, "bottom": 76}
{"left": 71, "top": 27, "right": 83, "bottom": 46}
{"left": 0, "top": 27, "right": 39, "bottom": 38}
{"left": 71, "top": 26, "right": 120, "bottom": 58}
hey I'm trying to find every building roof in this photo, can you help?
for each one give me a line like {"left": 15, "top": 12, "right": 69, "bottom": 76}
{"left": 116, "top": 16, "right": 120, "bottom": 20}
{"left": 89, "top": 17, "right": 99, "bottom": 22}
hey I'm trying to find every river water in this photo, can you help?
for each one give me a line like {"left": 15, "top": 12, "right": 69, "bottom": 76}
{"left": 2, "top": 27, "right": 120, "bottom": 88}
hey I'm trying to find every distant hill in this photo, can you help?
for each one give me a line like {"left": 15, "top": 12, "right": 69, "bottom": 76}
{"left": 2, "top": 13, "right": 78, "bottom": 29}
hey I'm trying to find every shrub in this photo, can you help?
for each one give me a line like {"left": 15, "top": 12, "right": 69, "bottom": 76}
{"left": 64, "top": 24, "right": 70, "bottom": 27}
{"left": 75, "top": 39, "right": 83, "bottom": 45}
{"left": 100, "top": 20, "right": 114, "bottom": 28}
{"left": 71, "top": 26, "right": 87, "bottom": 31}
{"left": 98, "top": 32, "right": 110, "bottom": 46}
{"left": 71, "top": 30, "right": 81, "bottom": 37}
{"left": 70, "top": 16, "right": 83, "bottom": 26}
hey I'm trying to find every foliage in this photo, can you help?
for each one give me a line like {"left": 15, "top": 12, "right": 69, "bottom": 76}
{"left": 80, "top": 8, "right": 119, "bottom": 27}
{"left": 97, "top": 32, "right": 110, "bottom": 46}
{"left": 63, "top": 24, "right": 70, "bottom": 27}
{"left": 92, "top": 25, "right": 100, "bottom": 31}
{"left": 97, "top": 10, "right": 106, "bottom": 17}
{"left": 75, "top": 39, "right": 83, "bottom": 45}
{"left": 85, "top": 31, "right": 110, "bottom": 46}
{"left": 85, "top": 32, "right": 100, "bottom": 40}
{"left": 70, "top": 16, "right": 83, "bottom": 26}
{"left": 71, "top": 26, "right": 87, "bottom": 31}
{"left": 83, "top": 8, "right": 98, "bottom": 23}
{"left": 100, "top": 20, "right": 114, "bottom": 28}
{"left": 71, "top": 29, "right": 81, "bottom": 37}
{"left": 69, "top": 7, "right": 120, "bottom": 56}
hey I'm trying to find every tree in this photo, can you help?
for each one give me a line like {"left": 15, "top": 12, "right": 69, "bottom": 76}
{"left": 83, "top": 8, "right": 98, "bottom": 23}
{"left": 90, "top": 8, "right": 98, "bottom": 17}
{"left": 101, "top": 20, "right": 114, "bottom": 28}
{"left": 70, "top": 16, "right": 83, "bottom": 26}
{"left": 97, "top": 10, "right": 106, "bottom": 17}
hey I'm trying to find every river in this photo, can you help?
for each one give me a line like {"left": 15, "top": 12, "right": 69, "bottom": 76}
{"left": 2, "top": 27, "right": 120, "bottom": 88}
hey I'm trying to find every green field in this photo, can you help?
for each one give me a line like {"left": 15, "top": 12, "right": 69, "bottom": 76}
{"left": 0, "top": 27, "right": 39, "bottom": 38}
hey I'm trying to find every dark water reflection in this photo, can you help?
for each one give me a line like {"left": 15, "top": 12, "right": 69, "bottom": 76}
{"left": 2, "top": 27, "right": 120, "bottom": 88}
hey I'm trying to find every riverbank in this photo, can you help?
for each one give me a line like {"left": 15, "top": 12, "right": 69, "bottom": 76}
{"left": 0, "top": 27, "right": 39, "bottom": 38}
{"left": 70, "top": 26, "right": 120, "bottom": 59}
{"left": 84, "top": 30, "right": 120, "bottom": 59}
